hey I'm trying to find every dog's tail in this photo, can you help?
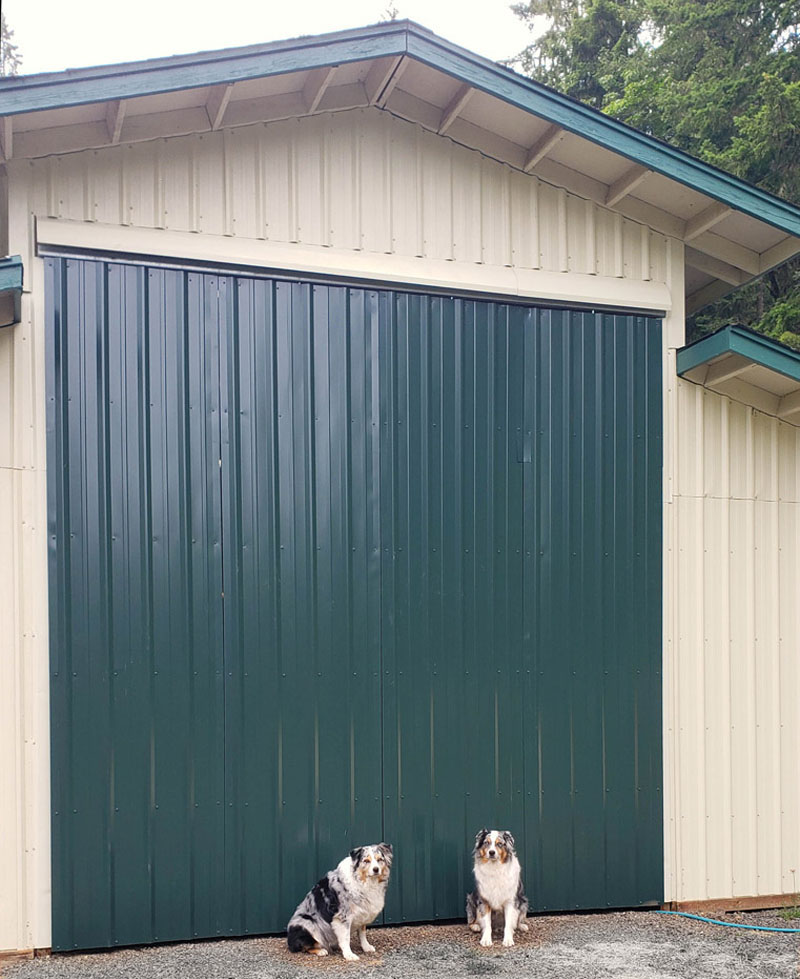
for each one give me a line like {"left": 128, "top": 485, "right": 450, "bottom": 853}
{"left": 287, "top": 924, "right": 317, "bottom": 953}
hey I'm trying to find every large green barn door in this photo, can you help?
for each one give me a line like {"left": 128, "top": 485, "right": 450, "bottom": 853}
{"left": 378, "top": 299, "right": 663, "bottom": 920}
{"left": 47, "top": 258, "right": 661, "bottom": 949}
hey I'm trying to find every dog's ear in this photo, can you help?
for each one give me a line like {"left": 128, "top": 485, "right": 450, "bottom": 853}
{"left": 474, "top": 828, "right": 490, "bottom": 850}
{"left": 350, "top": 846, "right": 364, "bottom": 866}
{"left": 378, "top": 843, "right": 393, "bottom": 865}
{"left": 502, "top": 831, "right": 515, "bottom": 851}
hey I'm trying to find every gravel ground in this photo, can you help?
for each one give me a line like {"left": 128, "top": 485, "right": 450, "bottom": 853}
{"left": 4, "top": 909, "right": 800, "bottom": 979}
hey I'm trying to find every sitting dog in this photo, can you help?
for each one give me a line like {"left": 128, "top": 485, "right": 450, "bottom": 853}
{"left": 466, "top": 829, "right": 529, "bottom": 947}
{"left": 287, "top": 843, "right": 393, "bottom": 961}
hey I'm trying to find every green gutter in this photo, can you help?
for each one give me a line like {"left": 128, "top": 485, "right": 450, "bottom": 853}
{"left": 2, "top": 20, "right": 800, "bottom": 240}
{"left": 677, "top": 325, "right": 800, "bottom": 384}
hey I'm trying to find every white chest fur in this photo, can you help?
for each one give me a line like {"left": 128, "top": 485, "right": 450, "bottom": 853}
{"left": 336, "top": 857, "right": 388, "bottom": 925}
{"left": 474, "top": 856, "right": 521, "bottom": 910}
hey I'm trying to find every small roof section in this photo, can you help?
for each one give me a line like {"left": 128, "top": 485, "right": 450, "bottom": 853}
{"left": 677, "top": 325, "right": 800, "bottom": 426}
{"left": 0, "top": 254, "right": 23, "bottom": 327}
{"left": 2, "top": 20, "right": 800, "bottom": 311}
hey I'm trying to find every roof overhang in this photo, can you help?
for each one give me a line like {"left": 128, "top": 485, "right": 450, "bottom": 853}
{"left": 2, "top": 20, "right": 799, "bottom": 310}
{"left": 677, "top": 325, "right": 800, "bottom": 425}
{"left": 0, "top": 255, "right": 23, "bottom": 327}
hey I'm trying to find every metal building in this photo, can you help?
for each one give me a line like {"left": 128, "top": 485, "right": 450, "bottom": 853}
{"left": 1, "top": 20, "right": 800, "bottom": 955}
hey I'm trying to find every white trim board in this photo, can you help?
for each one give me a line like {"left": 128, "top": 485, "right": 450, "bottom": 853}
{"left": 35, "top": 219, "right": 672, "bottom": 313}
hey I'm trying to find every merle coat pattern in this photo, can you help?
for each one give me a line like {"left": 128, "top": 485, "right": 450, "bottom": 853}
{"left": 466, "top": 829, "right": 529, "bottom": 947}
{"left": 287, "top": 844, "right": 393, "bottom": 961}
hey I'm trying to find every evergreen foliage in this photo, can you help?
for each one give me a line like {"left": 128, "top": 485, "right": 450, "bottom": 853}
{"left": 511, "top": 0, "right": 800, "bottom": 343}
{"left": 0, "top": 13, "right": 21, "bottom": 77}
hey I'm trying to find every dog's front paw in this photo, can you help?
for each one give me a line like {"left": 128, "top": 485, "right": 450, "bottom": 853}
{"left": 316, "top": 948, "right": 329, "bottom": 956}
{"left": 468, "top": 923, "right": 481, "bottom": 933}
{"left": 502, "top": 934, "right": 515, "bottom": 947}
{"left": 342, "top": 950, "right": 360, "bottom": 962}
{"left": 517, "top": 921, "right": 529, "bottom": 932}
{"left": 362, "top": 941, "right": 376, "bottom": 953}
{"left": 479, "top": 934, "right": 493, "bottom": 947}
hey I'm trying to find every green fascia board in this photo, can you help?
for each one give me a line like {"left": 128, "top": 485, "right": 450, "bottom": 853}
{"left": 677, "top": 325, "right": 800, "bottom": 384}
{"left": 0, "top": 255, "right": 23, "bottom": 327}
{"left": 0, "top": 22, "right": 410, "bottom": 114}
{"left": 0, "top": 254, "right": 23, "bottom": 293}
{"left": 2, "top": 20, "right": 800, "bottom": 240}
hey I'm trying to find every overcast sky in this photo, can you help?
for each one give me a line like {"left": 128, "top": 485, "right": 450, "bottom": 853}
{"left": 4, "top": 0, "right": 544, "bottom": 76}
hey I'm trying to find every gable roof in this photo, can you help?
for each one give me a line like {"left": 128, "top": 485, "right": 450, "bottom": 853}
{"left": 2, "top": 20, "right": 799, "bottom": 310}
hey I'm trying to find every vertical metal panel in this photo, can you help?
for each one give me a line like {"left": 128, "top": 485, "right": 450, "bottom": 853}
{"left": 46, "top": 257, "right": 663, "bottom": 948}
{"left": 327, "top": 113, "right": 358, "bottom": 250}
{"left": 510, "top": 169, "right": 539, "bottom": 271}
{"left": 0, "top": 461, "right": 49, "bottom": 954}
{"left": 0, "top": 323, "right": 14, "bottom": 467}
{"left": 429, "top": 131, "right": 453, "bottom": 260}
{"left": 451, "top": 141, "right": 482, "bottom": 265}
{"left": 0, "top": 466, "right": 23, "bottom": 946}
{"left": 668, "top": 379, "right": 800, "bottom": 902}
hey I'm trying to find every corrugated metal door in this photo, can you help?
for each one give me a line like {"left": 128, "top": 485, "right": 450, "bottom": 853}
{"left": 46, "top": 257, "right": 661, "bottom": 950}
{"left": 377, "top": 298, "right": 663, "bottom": 920}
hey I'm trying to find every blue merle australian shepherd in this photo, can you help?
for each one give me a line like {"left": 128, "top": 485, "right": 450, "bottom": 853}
{"left": 287, "top": 843, "right": 393, "bottom": 960}
{"left": 466, "top": 829, "right": 529, "bottom": 947}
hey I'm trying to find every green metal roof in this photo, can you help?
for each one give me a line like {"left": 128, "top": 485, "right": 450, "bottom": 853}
{"left": 2, "top": 21, "right": 800, "bottom": 240}
{"left": 677, "top": 325, "right": 800, "bottom": 384}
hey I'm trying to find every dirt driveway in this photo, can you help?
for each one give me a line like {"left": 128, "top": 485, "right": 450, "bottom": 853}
{"left": 5, "top": 909, "right": 799, "bottom": 979}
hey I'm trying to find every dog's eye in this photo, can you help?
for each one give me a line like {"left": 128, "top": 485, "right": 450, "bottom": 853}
{"left": 496, "top": 840, "right": 504, "bottom": 847}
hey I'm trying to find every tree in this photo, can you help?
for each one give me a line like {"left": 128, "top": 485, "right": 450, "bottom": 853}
{"left": 512, "top": 0, "right": 649, "bottom": 108}
{"left": 511, "top": 0, "right": 800, "bottom": 342}
{"left": 380, "top": 2, "right": 400, "bottom": 21}
{"left": 1, "top": 13, "right": 22, "bottom": 77}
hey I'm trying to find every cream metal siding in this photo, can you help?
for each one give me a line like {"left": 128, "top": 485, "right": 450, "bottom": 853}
{"left": 0, "top": 249, "right": 50, "bottom": 954}
{"left": 15, "top": 108, "right": 669, "bottom": 283}
{"left": 664, "top": 377, "right": 800, "bottom": 903}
